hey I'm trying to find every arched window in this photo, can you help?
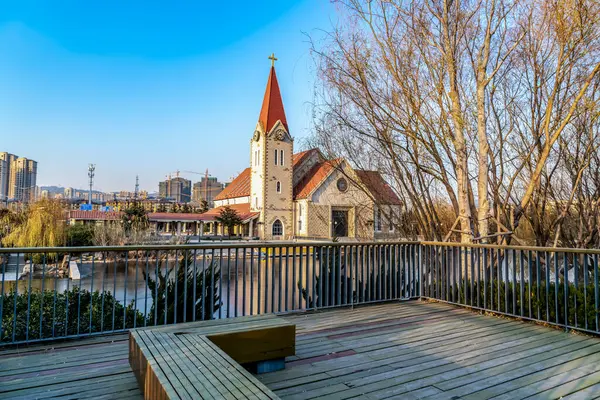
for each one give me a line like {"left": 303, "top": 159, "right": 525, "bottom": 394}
{"left": 272, "top": 219, "right": 283, "bottom": 236}
{"left": 276, "top": 181, "right": 281, "bottom": 193}
{"left": 280, "top": 150, "right": 284, "bottom": 166}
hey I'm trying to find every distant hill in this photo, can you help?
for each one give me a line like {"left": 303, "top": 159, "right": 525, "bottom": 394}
{"left": 39, "top": 186, "right": 65, "bottom": 194}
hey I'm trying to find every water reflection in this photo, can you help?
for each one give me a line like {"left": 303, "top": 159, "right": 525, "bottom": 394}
{"left": 1, "top": 253, "right": 319, "bottom": 320}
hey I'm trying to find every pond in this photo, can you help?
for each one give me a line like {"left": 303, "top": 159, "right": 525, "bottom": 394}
{"left": 1, "top": 252, "right": 322, "bottom": 320}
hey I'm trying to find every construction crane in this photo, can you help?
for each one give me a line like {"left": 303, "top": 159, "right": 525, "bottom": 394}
{"left": 165, "top": 169, "right": 213, "bottom": 202}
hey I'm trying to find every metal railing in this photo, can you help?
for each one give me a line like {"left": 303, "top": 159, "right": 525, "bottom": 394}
{"left": 3, "top": 240, "right": 599, "bottom": 346}
{"left": 0, "top": 242, "right": 420, "bottom": 345}
{"left": 420, "top": 242, "right": 600, "bottom": 336}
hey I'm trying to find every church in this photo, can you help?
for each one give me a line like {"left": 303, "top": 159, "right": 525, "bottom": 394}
{"left": 204, "top": 58, "right": 402, "bottom": 241}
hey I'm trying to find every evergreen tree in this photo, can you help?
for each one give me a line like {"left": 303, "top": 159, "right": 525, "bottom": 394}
{"left": 145, "top": 250, "right": 221, "bottom": 323}
{"left": 121, "top": 202, "right": 149, "bottom": 234}
{"left": 66, "top": 223, "right": 94, "bottom": 246}
{"left": 198, "top": 200, "right": 209, "bottom": 214}
{"left": 215, "top": 206, "right": 242, "bottom": 238}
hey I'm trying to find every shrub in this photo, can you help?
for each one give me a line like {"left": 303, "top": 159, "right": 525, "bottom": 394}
{"left": 426, "top": 277, "right": 599, "bottom": 328}
{"left": 1, "top": 287, "right": 144, "bottom": 343}
{"left": 66, "top": 224, "right": 95, "bottom": 247}
{"left": 145, "top": 249, "right": 221, "bottom": 325}
{"left": 299, "top": 246, "right": 405, "bottom": 307}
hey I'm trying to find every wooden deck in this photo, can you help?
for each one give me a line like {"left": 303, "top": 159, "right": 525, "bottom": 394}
{"left": 2, "top": 301, "right": 600, "bottom": 399}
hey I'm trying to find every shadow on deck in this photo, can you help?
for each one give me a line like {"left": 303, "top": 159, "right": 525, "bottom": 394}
{"left": 2, "top": 301, "right": 600, "bottom": 399}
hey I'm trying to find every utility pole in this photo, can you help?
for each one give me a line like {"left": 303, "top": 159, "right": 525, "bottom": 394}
{"left": 205, "top": 169, "right": 209, "bottom": 204}
{"left": 88, "top": 164, "right": 95, "bottom": 206}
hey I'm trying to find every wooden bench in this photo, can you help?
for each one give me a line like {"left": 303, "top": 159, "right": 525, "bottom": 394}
{"left": 129, "top": 314, "right": 295, "bottom": 400}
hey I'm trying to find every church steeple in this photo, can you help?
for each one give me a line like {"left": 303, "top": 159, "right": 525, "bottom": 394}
{"left": 258, "top": 57, "right": 288, "bottom": 133}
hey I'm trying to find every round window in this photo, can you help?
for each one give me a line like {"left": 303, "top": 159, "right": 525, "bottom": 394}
{"left": 337, "top": 178, "right": 348, "bottom": 192}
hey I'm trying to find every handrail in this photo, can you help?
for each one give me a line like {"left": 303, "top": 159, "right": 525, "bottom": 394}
{"left": 0, "top": 241, "right": 421, "bottom": 345}
{"left": 0, "top": 240, "right": 421, "bottom": 254}
{"left": 1, "top": 239, "right": 598, "bottom": 254}
{"left": 421, "top": 241, "right": 600, "bottom": 255}
{"left": 3, "top": 239, "right": 600, "bottom": 346}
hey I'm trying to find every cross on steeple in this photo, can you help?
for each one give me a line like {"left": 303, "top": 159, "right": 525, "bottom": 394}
{"left": 268, "top": 53, "right": 278, "bottom": 67}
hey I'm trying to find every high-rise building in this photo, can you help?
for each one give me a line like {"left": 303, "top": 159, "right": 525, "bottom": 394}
{"left": 0, "top": 153, "right": 37, "bottom": 203}
{"left": 0, "top": 158, "right": 7, "bottom": 203}
{"left": 0, "top": 152, "right": 16, "bottom": 201}
{"left": 158, "top": 177, "right": 192, "bottom": 203}
{"left": 192, "top": 176, "right": 224, "bottom": 207}
{"left": 8, "top": 157, "right": 38, "bottom": 202}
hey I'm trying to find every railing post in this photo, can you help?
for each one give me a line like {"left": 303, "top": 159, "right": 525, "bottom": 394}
{"left": 418, "top": 244, "right": 423, "bottom": 298}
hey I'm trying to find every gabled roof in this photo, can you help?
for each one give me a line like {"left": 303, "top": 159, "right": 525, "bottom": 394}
{"left": 292, "top": 148, "right": 320, "bottom": 166}
{"left": 259, "top": 67, "right": 288, "bottom": 133}
{"left": 355, "top": 170, "right": 402, "bottom": 205}
{"left": 293, "top": 159, "right": 342, "bottom": 200}
{"left": 213, "top": 168, "right": 251, "bottom": 201}
{"left": 214, "top": 150, "right": 320, "bottom": 201}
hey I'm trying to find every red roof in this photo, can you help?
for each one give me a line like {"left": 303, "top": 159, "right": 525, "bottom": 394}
{"left": 213, "top": 168, "right": 251, "bottom": 201}
{"left": 355, "top": 170, "right": 402, "bottom": 205}
{"left": 294, "top": 159, "right": 341, "bottom": 199}
{"left": 69, "top": 210, "right": 122, "bottom": 220}
{"left": 292, "top": 148, "right": 319, "bottom": 166}
{"left": 214, "top": 150, "right": 319, "bottom": 201}
{"left": 149, "top": 212, "right": 207, "bottom": 222}
{"left": 259, "top": 67, "right": 288, "bottom": 132}
{"left": 69, "top": 210, "right": 217, "bottom": 222}
{"left": 200, "top": 203, "right": 259, "bottom": 222}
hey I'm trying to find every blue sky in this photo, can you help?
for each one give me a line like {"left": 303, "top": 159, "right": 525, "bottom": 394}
{"left": 0, "top": 0, "right": 336, "bottom": 192}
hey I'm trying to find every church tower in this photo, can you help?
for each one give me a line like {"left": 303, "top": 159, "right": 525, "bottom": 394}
{"left": 250, "top": 55, "right": 294, "bottom": 239}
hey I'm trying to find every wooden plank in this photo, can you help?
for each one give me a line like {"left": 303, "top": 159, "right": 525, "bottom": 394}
{"left": 258, "top": 320, "right": 556, "bottom": 386}
{"left": 292, "top": 318, "right": 533, "bottom": 361}
{"left": 135, "top": 330, "right": 186, "bottom": 400}
{"left": 562, "top": 383, "right": 600, "bottom": 399}
{"left": 462, "top": 349, "right": 600, "bottom": 399}
{"left": 149, "top": 331, "right": 206, "bottom": 399}
{"left": 519, "top": 369, "right": 600, "bottom": 400}
{"left": 135, "top": 313, "right": 278, "bottom": 333}
{"left": 13, "top": 373, "right": 139, "bottom": 399}
{"left": 368, "top": 339, "right": 599, "bottom": 400}
{"left": 269, "top": 325, "right": 559, "bottom": 393}
{"left": 421, "top": 341, "right": 600, "bottom": 399}
{"left": 489, "top": 354, "right": 600, "bottom": 400}
{"left": 6, "top": 300, "right": 600, "bottom": 400}
{"left": 0, "top": 332, "right": 130, "bottom": 357}
{"left": 129, "top": 313, "right": 295, "bottom": 399}
{"left": 177, "top": 334, "right": 256, "bottom": 399}
{"left": 0, "top": 358, "right": 132, "bottom": 394}
{"left": 292, "top": 333, "right": 595, "bottom": 399}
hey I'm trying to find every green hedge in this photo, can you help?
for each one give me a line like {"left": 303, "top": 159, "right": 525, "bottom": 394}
{"left": 1, "top": 287, "right": 144, "bottom": 343}
{"left": 425, "top": 278, "right": 600, "bottom": 329}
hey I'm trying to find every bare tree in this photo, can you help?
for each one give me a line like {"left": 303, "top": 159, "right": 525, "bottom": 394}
{"left": 311, "top": 0, "right": 600, "bottom": 246}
